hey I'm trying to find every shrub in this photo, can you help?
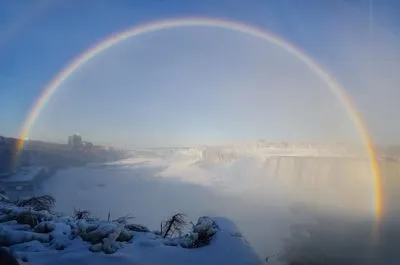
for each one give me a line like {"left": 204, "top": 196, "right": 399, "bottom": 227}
{"left": 16, "top": 195, "right": 55, "bottom": 212}
{"left": 161, "top": 213, "right": 186, "bottom": 238}
{"left": 113, "top": 214, "right": 135, "bottom": 225}
{"left": 73, "top": 209, "right": 91, "bottom": 220}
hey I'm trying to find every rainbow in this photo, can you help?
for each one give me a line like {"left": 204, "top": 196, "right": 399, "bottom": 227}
{"left": 15, "top": 17, "right": 383, "bottom": 224}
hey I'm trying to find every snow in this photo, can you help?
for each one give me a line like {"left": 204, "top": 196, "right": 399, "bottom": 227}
{"left": 0, "top": 201, "right": 262, "bottom": 265}
{"left": 49, "top": 222, "right": 72, "bottom": 250}
{"left": 45, "top": 218, "right": 260, "bottom": 265}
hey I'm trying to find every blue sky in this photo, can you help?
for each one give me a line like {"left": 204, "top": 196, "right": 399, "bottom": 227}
{"left": 0, "top": 0, "right": 400, "bottom": 146}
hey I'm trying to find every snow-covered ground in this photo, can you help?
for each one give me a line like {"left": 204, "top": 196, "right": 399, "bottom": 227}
{"left": 0, "top": 201, "right": 263, "bottom": 265}
{"left": 35, "top": 145, "right": 376, "bottom": 264}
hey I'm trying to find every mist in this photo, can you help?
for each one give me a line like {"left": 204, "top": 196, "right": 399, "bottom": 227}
{"left": 38, "top": 148, "right": 383, "bottom": 262}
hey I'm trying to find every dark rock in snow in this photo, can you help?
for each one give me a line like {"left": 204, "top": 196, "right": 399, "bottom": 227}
{"left": 116, "top": 229, "right": 134, "bottom": 242}
{"left": 15, "top": 211, "right": 48, "bottom": 228}
{"left": 0, "top": 227, "right": 50, "bottom": 246}
{"left": 181, "top": 216, "right": 219, "bottom": 248}
{"left": 33, "top": 221, "right": 55, "bottom": 233}
{"left": 0, "top": 247, "right": 19, "bottom": 265}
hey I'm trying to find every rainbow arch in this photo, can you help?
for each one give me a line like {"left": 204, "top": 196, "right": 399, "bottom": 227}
{"left": 15, "top": 17, "right": 383, "bottom": 224}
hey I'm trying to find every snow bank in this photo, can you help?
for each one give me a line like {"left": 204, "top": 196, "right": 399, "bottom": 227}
{"left": 0, "top": 202, "right": 262, "bottom": 265}
{"left": 30, "top": 217, "right": 262, "bottom": 265}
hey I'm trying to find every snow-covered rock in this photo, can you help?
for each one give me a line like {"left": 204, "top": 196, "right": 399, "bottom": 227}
{"left": 0, "top": 226, "right": 49, "bottom": 246}
{"left": 49, "top": 223, "right": 72, "bottom": 250}
{"left": 80, "top": 223, "right": 121, "bottom": 244}
{"left": 181, "top": 216, "right": 218, "bottom": 248}
{"left": 0, "top": 202, "right": 262, "bottom": 265}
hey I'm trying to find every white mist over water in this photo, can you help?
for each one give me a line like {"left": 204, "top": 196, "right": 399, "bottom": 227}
{"left": 42, "top": 147, "right": 375, "bottom": 260}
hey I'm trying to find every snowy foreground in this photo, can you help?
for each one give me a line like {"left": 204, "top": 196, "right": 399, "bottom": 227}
{"left": 0, "top": 201, "right": 263, "bottom": 265}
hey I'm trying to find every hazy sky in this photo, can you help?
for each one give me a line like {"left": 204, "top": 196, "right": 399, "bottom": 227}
{"left": 0, "top": 0, "right": 399, "bottom": 146}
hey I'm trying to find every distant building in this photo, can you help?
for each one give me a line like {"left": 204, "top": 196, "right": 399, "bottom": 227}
{"left": 68, "top": 134, "right": 82, "bottom": 149}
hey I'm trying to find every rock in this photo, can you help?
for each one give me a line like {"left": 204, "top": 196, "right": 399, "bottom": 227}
{"left": 33, "top": 222, "right": 55, "bottom": 233}
{"left": 75, "top": 220, "right": 98, "bottom": 234}
{"left": 81, "top": 232, "right": 102, "bottom": 244}
{"left": 16, "top": 195, "right": 55, "bottom": 212}
{"left": 51, "top": 239, "right": 66, "bottom": 250}
{"left": 0, "top": 209, "right": 14, "bottom": 215}
{"left": 0, "top": 247, "right": 19, "bottom": 265}
{"left": 88, "top": 231, "right": 123, "bottom": 254}
{"left": 181, "top": 217, "right": 219, "bottom": 248}
{"left": 15, "top": 214, "right": 38, "bottom": 228}
{"left": 0, "top": 227, "right": 50, "bottom": 246}
{"left": 15, "top": 211, "right": 47, "bottom": 228}
{"left": 102, "top": 244, "right": 117, "bottom": 254}
{"left": 81, "top": 223, "right": 121, "bottom": 244}
{"left": 18, "top": 260, "right": 29, "bottom": 265}
{"left": 5, "top": 224, "right": 31, "bottom": 231}
{"left": 181, "top": 232, "right": 199, "bottom": 248}
{"left": 89, "top": 243, "right": 103, "bottom": 252}
{"left": 102, "top": 231, "right": 120, "bottom": 254}
{"left": 193, "top": 217, "right": 219, "bottom": 235}
{"left": 116, "top": 229, "right": 134, "bottom": 242}
{"left": 49, "top": 223, "right": 71, "bottom": 250}
{"left": 0, "top": 214, "right": 16, "bottom": 223}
